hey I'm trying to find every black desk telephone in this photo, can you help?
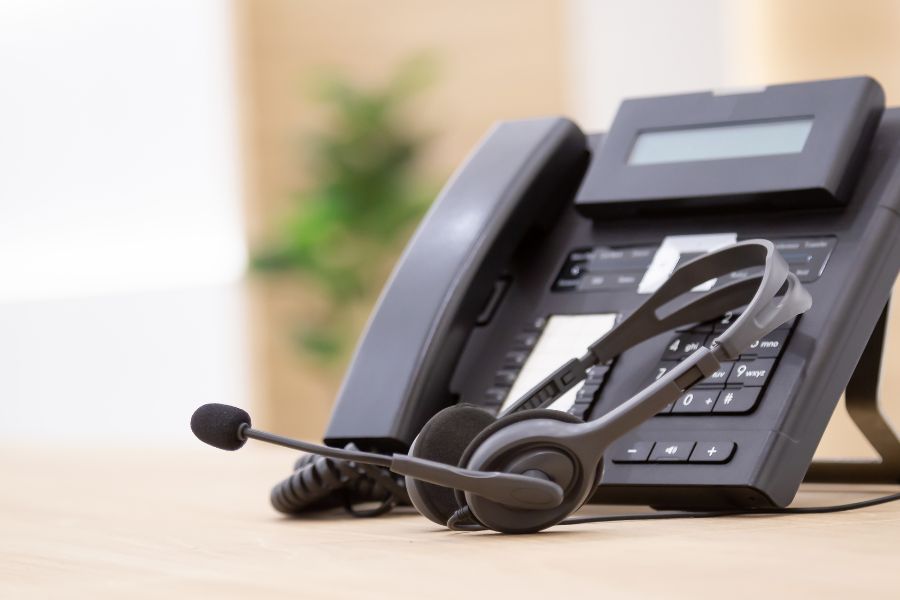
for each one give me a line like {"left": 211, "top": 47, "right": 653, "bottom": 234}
{"left": 194, "top": 76, "right": 900, "bottom": 531}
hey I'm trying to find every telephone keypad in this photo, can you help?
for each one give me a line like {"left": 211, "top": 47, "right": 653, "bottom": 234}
{"left": 654, "top": 313, "right": 796, "bottom": 417}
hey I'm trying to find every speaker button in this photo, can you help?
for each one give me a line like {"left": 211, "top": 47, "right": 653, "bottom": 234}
{"left": 649, "top": 441, "right": 695, "bottom": 463}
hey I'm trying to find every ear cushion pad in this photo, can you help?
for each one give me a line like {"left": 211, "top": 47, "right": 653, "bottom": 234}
{"left": 406, "top": 404, "right": 497, "bottom": 526}
{"left": 454, "top": 408, "right": 584, "bottom": 510}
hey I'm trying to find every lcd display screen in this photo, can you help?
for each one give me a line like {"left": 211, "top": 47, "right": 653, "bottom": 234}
{"left": 628, "top": 117, "right": 813, "bottom": 166}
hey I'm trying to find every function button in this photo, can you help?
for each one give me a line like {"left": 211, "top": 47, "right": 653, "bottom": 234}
{"left": 626, "top": 246, "right": 657, "bottom": 263}
{"left": 773, "top": 237, "right": 836, "bottom": 283}
{"left": 689, "top": 442, "right": 736, "bottom": 463}
{"left": 577, "top": 272, "right": 643, "bottom": 292}
{"left": 791, "top": 266, "right": 816, "bottom": 282}
{"left": 526, "top": 316, "right": 548, "bottom": 332}
{"left": 568, "top": 247, "right": 595, "bottom": 262}
{"left": 711, "top": 310, "right": 742, "bottom": 333}
{"left": 662, "top": 333, "right": 710, "bottom": 361}
{"left": 716, "top": 266, "right": 765, "bottom": 287}
{"left": 578, "top": 273, "right": 611, "bottom": 291}
{"left": 649, "top": 361, "right": 679, "bottom": 385}
{"left": 695, "top": 361, "right": 734, "bottom": 388}
{"left": 802, "top": 237, "right": 835, "bottom": 251}
{"left": 608, "top": 271, "right": 644, "bottom": 289}
{"left": 494, "top": 369, "right": 519, "bottom": 386}
{"left": 562, "top": 262, "right": 587, "bottom": 279}
{"left": 512, "top": 331, "right": 540, "bottom": 350}
{"left": 503, "top": 350, "right": 530, "bottom": 368}
{"left": 743, "top": 330, "right": 789, "bottom": 358}
{"left": 483, "top": 386, "right": 510, "bottom": 406}
{"left": 587, "top": 245, "right": 657, "bottom": 272}
{"left": 713, "top": 388, "right": 761, "bottom": 413}
{"left": 553, "top": 277, "right": 580, "bottom": 292}
{"left": 727, "top": 358, "right": 775, "bottom": 387}
{"left": 611, "top": 441, "right": 655, "bottom": 463}
{"left": 671, "top": 390, "right": 718, "bottom": 414}
{"left": 649, "top": 441, "right": 695, "bottom": 462}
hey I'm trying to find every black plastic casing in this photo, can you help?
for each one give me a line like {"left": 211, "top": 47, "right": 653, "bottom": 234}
{"left": 326, "top": 78, "right": 900, "bottom": 510}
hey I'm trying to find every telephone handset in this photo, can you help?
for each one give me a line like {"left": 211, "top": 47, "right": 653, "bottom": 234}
{"left": 316, "top": 76, "right": 900, "bottom": 512}
{"left": 326, "top": 117, "right": 589, "bottom": 450}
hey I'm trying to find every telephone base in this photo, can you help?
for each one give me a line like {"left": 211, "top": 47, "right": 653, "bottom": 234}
{"left": 805, "top": 301, "right": 900, "bottom": 484}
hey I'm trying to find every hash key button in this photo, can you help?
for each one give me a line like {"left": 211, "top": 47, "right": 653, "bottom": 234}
{"left": 713, "top": 388, "right": 761, "bottom": 413}
{"left": 649, "top": 441, "right": 695, "bottom": 462}
{"left": 690, "top": 442, "right": 736, "bottom": 463}
{"left": 727, "top": 358, "right": 775, "bottom": 387}
{"left": 611, "top": 441, "right": 655, "bottom": 463}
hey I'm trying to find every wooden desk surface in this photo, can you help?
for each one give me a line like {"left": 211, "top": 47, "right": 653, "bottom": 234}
{"left": 2, "top": 443, "right": 898, "bottom": 599}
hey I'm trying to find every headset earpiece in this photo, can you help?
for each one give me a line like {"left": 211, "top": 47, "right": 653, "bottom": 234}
{"left": 406, "top": 404, "right": 497, "bottom": 526}
{"left": 458, "top": 410, "right": 595, "bottom": 533}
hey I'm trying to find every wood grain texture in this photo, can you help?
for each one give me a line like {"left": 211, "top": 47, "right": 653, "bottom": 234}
{"left": 2, "top": 443, "right": 898, "bottom": 599}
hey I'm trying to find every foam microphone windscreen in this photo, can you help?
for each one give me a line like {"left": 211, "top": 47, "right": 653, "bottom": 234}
{"left": 190, "top": 403, "right": 251, "bottom": 451}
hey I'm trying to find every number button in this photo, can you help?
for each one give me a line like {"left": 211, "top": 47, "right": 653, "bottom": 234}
{"left": 743, "top": 330, "right": 789, "bottom": 358}
{"left": 662, "top": 333, "right": 709, "bottom": 361}
{"left": 727, "top": 359, "right": 775, "bottom": 387}
{"left": 671, "top": 390, "right": 718, "bottom": 414}
{"left": 696, "top": 361, "right": 734, "bottom": 387}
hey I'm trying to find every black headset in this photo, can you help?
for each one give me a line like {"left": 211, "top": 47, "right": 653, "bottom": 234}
{"left": 191, "top": 239, "right": 812, "bottom": 534}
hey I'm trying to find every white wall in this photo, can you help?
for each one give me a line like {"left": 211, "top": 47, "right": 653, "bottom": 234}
{"left": 0, "top": 0, "right": 249, "bottom": 443}
{"left": 565, "top": 0, "right": 742, "bottom": 130}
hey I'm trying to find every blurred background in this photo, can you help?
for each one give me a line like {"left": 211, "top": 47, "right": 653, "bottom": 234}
{"left": 2, "top": 0, "right": 898, "bottom": 464}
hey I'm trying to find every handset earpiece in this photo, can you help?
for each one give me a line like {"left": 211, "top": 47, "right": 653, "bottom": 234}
{"left": 452, "top": 240, "right": 811, "bottom": 533}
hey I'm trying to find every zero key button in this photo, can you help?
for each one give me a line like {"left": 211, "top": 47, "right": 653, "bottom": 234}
{"left": 690, "top": 442, "right": 736, "bottom": 463}
{"left": 671, "top": 390, "right": 718, "bottom": 414}
{"left": 727, "top": 359, "right": 775, "bottom": 387}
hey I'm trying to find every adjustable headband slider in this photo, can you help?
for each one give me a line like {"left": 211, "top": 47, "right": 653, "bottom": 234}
{"left": 673, "top": 348, "right": 721, "bottom": 391}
